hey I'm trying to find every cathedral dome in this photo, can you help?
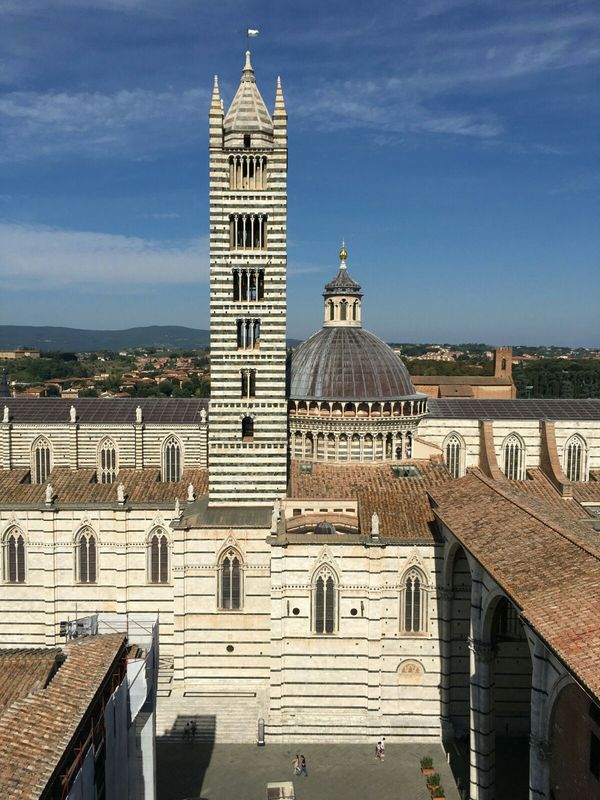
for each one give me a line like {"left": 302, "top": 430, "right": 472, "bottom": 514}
{"left": 288, "top": 326, "right": 418, "bottom": 402}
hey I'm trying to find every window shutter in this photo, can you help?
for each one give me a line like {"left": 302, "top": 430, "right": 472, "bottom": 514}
{"left": 150, "top": 536, "right": 159, "bottom": 583}
{"left": 88, "top": 536, "right": 97, "bottom": 583}
{"left": 16, "top": 535, "right": 25, "bottom": 583}
{"left": 159, "top": 536, "right": 168, "bottom": 583}
{"left": 80, "top": 536, "right": 88, "bottom": 583}
{"left": 8, "top": 536, "right": 17, "bottom": 583}
{"left": 231, "top": 557, "right": 240, "bottom": 609}
{"left": 404, "top": 581, "right": 413, "bottom": 632}
{"left": 315, "top": 576, "right": 324, "bottom": 633}
{"left": 325, "top": 576, "right": 335, "bottom": 634}
{"left": 413, "top": 578, "right": 421, "bottom": 633}
{"left": 222, "top": 558, "right": 231, "bottom": 608}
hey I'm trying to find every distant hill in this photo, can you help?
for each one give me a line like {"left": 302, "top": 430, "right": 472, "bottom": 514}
{"left": 0, "top": 325, "right": 210, "bottom": 352}
{"left": 0, "top": 325, "right": 301, "bottom": 352}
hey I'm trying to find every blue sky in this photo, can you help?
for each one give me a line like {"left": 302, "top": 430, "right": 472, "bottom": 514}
{"left": 0, "top": 0, "right": 599, "bottom": 346}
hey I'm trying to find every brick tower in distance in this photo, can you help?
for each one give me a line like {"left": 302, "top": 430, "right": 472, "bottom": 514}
{"left": 208, "top": 52, "right": 288, "bottom": 505}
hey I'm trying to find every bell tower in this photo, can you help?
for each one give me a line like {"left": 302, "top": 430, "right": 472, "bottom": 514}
{"left": 208, "top": 52, "right": 288, "bottom": 505}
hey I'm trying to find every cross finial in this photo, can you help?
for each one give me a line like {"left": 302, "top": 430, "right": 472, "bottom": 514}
{"left": 339, "top": 240, "right": 347, "bottom": 268}
{"left": 244, "top": 50, "right": 253, "bottom": 73}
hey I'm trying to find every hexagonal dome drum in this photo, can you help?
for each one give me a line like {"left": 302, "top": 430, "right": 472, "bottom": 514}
{"left": 288, "top": 327, "right": 419, "bottom": 402}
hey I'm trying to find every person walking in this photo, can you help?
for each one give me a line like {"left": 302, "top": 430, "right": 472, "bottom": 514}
{"left": 375, "top": 741, "right": 382, "bottom": 760}
{"left": 292, "top": 754, "right": 301, "bottom": 775}
{"left": 191, "top": 719, "right": 197, "bottom": 740}
{"left": 183, "top": 722, "right": 191, "bottom": 742}
{"left": 380, "top": 737, "right": 386, "bottom": 762}
{"left": 299, "top": 755, "right": 308, "bottom": 777}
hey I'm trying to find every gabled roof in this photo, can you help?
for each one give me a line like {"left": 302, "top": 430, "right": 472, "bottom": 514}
{"left": 0, "top": 634, "right": 126, "bottom": 800}
{"left": 429, "top": 471, "right": 600, "bottom": 701}
{"left": 223, "top": 51, "right": 273, "bottom": 134}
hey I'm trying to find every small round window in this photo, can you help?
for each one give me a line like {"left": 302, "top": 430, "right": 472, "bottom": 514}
{"left": 226, "top": 645, "right": 234, "bottom": 653}
{"left": 292, "top": 607, "right": 300, "bottom": 616}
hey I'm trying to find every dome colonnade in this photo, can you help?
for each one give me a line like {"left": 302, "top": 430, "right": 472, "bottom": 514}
{"left": 287, "top": 245, "right": 427, "bottom": 463}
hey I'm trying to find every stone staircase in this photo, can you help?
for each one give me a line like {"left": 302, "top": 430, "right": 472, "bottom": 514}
{"left": 155, "top": 656, "right": 261, "bottom": 743}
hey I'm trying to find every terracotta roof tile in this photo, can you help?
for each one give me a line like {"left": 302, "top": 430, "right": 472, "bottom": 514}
{"left": 0, "top": 467, "right": 208, "bottom": 506}
{"left": 430, "top": 472, "right": 600, "bottom": 701}
{"left": 289, "top": 460, "right": 452, "bottom": 540}
{"left": 0, "top": 634, "right": 126, "bottom": 800}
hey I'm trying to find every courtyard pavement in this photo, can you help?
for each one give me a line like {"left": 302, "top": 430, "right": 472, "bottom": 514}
{"left": 156, "top": 741, "right": 463, "bottom": 800}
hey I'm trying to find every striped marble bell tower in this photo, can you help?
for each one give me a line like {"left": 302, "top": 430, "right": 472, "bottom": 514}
{"left": 207, "top": 51, "right": 288, "bottom": 506}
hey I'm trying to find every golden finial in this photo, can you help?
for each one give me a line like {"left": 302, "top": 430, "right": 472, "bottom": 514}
{"left": 339, "top": 240, "right": 347, "bottom": 266}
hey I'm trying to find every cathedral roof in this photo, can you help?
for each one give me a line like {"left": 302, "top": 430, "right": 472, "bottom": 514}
{"left": 288, "top": 326, "right": 420, "bottom": 401}
{"left": 223, "top": 50, "right": 273, "bottom": 135}
{"left": 430, "top": 470, "right": 600, "bottom": 701}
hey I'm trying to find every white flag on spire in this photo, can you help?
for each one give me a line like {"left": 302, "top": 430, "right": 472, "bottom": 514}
{"left": 247, "top": 28, "right": 259, "bottom": 37}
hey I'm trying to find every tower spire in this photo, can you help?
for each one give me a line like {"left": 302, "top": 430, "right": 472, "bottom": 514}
{"left": 210, "top": 75, "right": 222, "bottom": 114}
{"left": 243, "top": 50, "right": 255, "bottom": 80}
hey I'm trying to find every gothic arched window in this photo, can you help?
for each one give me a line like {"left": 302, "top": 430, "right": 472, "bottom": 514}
{"left": 401, "top": 569, "right": 428, "bottom": 633}
{"left": 328, "top": 300, "right": 335, "bottom": 321}
{"left": 313, "top": 566, "right": 336, "bottom": 634}
{"left": 3, "top": 529, "right": 25, "bottom": 584}
{"left": 564, "top": 434, "right": 587, "bottom": 482}
{"left": 162, "top": 436, "right": 181, "bottom": 482}
{"left": 98, "top": 438, "right": 118, "bottom": 484}
{"left": 444, "top": 433, "right": 464, "bottom": 479}
{"left": 339, "top": 299, "right": 347, "bottom": 321}
{"left": 32, "top": 437, "right": 51, "bottom": 484}
{"left": 148, "top": 529, "right": 169, "bottom": 584}
{"left": 502, "top": 433, "right": 525, "bottom": 480}
{"left": 219, "top": 548, "right": 243, "bottom": 610}
{"left": 77, "top": 528, "right": 97, "bottom": 584}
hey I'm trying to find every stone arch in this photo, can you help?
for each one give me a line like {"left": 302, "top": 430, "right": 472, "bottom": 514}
{"left": 397, "top": 659, "right": 425, "bottom": 685}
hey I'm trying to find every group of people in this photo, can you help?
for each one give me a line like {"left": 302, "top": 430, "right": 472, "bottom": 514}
{"left": 292, "top": 754, "right": 308, "bottom": 777}
{"left": 375, "top": 737, "right": 386, "bottom": 761}
{"left": 183, "top": 719, "right": 197, "bottom": 741}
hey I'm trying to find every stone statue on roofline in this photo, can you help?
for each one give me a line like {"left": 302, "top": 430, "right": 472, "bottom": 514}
{"left": 69, "top": 405, "right": 77, "bottom": 423}
{"left": 136, "top": 405, "right": 143, "bottom": 424}
{"left": 200, "top": 408, "right": 207, "bottom": 423}
{"left": 271, "top": 498, "right": 281, "bottom": 533}
{"left": 187, "top": 483, "right": 195, "bottom": 502}
{"left": 371, "top": 511, "right": 380, "bottom": 538}
{"left": 2, "top": 405, "right": 9, "bottom": 423}
{"left": 174, "top": 497, "right": 181, "bottom": 518}
{"left": 117, "top": 483, "right": 126, "bottom": 504}
{"left": 45, "top": 483, "right": 54, "bottom": 504}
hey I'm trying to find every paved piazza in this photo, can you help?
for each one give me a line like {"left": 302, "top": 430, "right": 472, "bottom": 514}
{"left": 156, "top": 742, "right": 462, "bottom": 800}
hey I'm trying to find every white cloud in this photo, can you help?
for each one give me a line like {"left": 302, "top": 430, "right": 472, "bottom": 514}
{"left": 0, "top": 87, "right": 207, "bottom": 160}
{"left": 0, "top": 222, "right": 208, "bottom": 289}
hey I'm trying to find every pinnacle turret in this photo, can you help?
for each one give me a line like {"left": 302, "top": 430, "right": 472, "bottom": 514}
{"left": 223, "top": 50, "right": 273, "bottom": 141}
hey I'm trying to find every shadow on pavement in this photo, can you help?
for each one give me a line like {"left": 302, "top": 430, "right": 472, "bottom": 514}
{"left": 156, "top": 714, "right": 216, "bottom": 800}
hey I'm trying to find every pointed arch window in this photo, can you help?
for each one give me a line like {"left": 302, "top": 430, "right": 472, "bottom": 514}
{"left": 77, "top": 528, "right": 97, "bottom": 584}
{"left": 444, "top": 433, "right": 464, "bottom": 479}
{"left": 32, "top": 437, "right": 51, "bottom": 484}
{"left": 564, "top": 434, "right": 587, "bottom": 482}
{"left": 98, "top": 438, "right": 118, "bottom": 484}
{"left": 148, "top": 530, "right": 169, "bottom": 584}
{"left": 502, "top": 433, "right": 525, "bottom": 480}
{"left": 339, "top": 299, "right": 347, "bottom": 321}
{"left": 219, "top": 548, "right": 243, "bottom": 610}
{"left": 401, "top": 569, "right": 428, "bottom": 634}
{"left": 313, "top": 566, "right": 337, "bottom": 634}
{"left": 162, "top": 436, "right": 181, "bottom": 482}
{"left": 3, "top": 529, "right": 25, "bottom": 584}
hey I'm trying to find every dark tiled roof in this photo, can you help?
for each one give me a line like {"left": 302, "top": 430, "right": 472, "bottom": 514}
{"left": 178, "top": 495, "right": 272, "bottom": 529}
{"left": 430, "top": 472, "right": 600, "bottom": 701}
{"left": 323, "top": 267, "right": 362, "bottom": 296}
{"left": 427, "top": 398, "right": 600, "bottom": 420}
{"left": 289, "top": 327, "right": 420, "bottom": 401}
{"left": 0, "top": 634, "right": 126, "bottom": 800}
{"left": 0, "top": 467, "right": 208, "bottom": 506}
{"left": 1, "top": 397, "right": 207, "bottom": 425}
{"left": 414, "top": 375, "right": 512, "bottom": 386}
